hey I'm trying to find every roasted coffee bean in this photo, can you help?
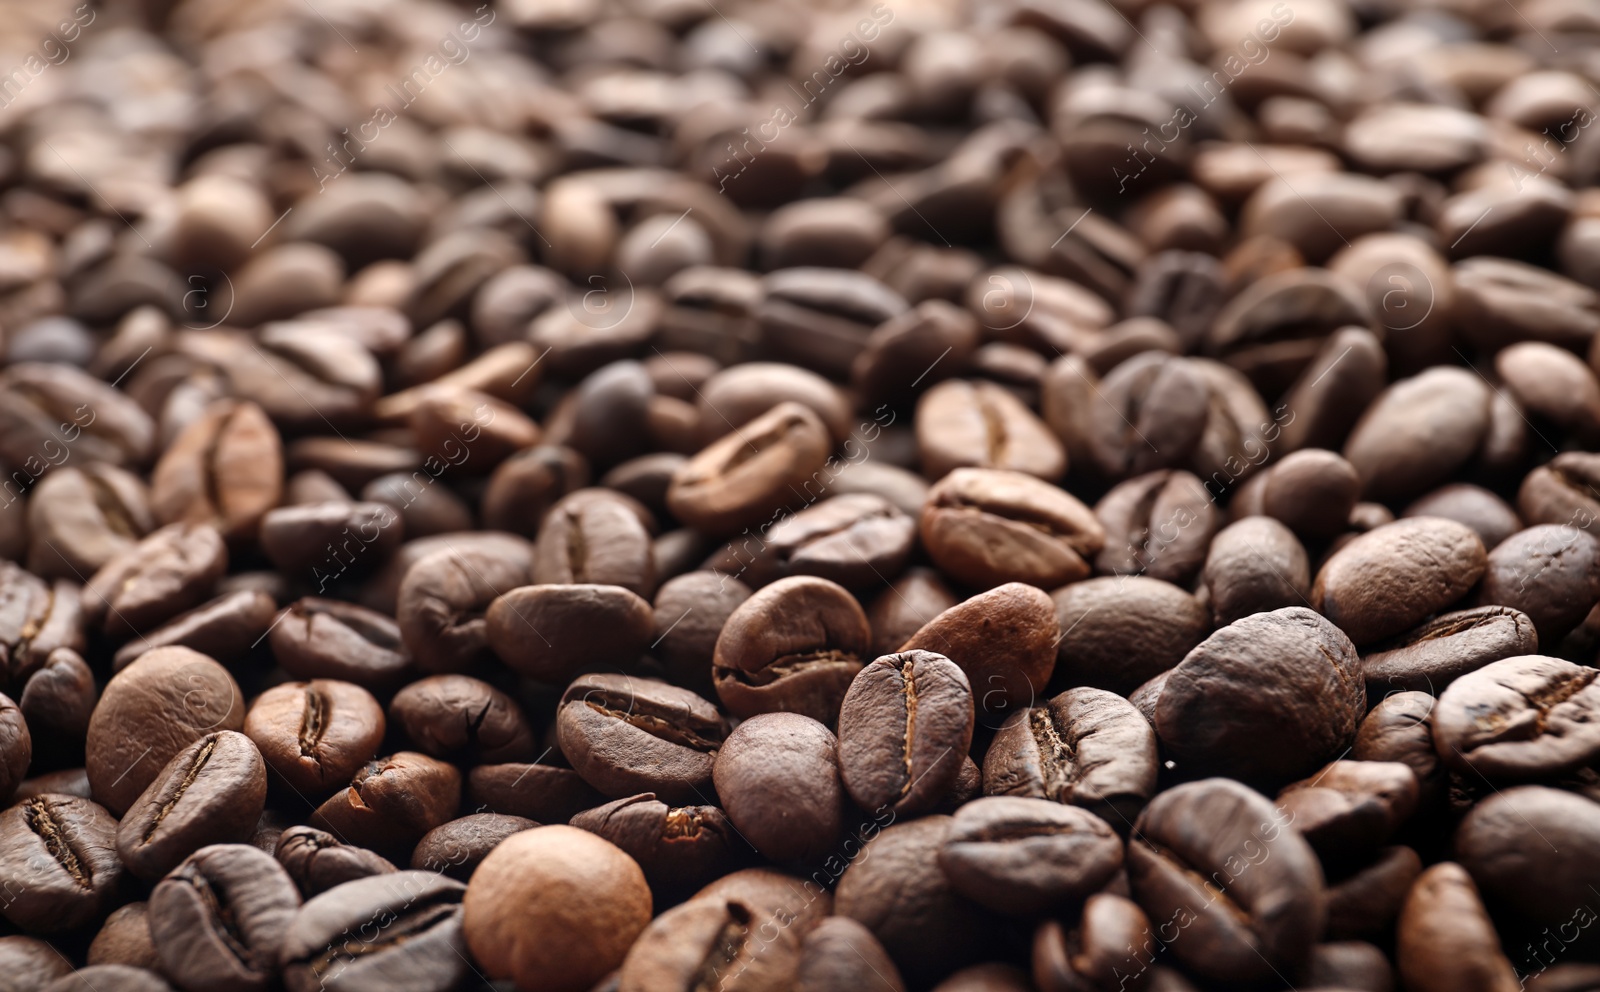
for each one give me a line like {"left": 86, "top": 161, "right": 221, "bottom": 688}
{"left": 42, "top": 965, "right": 175, "bottom": 992}
{"left": 713, "top": 494, "right": 917, "bottom": 593}
{"left": 259, "top": 501, "right": 403, "bottom": 578}
{"left": 280, "top": 870, "right": 470, "bottom": 992}
{"left": 0, "top": 935, "right": 72, "bottom": 989}
{"left": 983, "top": 688, "right": 1157, "bottom": 826}
{"left": 85, "top": 646, "right": 244, "bottom": 815}
{"left": 0, "top": 363, "right": 155, "bottom": 471}
{"left": 836, "top": 817, "right": 1004, "bottom": 988}
{"left": 389, "top": 674, "right": 535, "bottom": 764}
{"left": 88, "top": 903, "right": 162, "bottom": 970}
{"left": 1085, "top": 353, "right": 1210, "bottom": 479}
{"left": 616, "top": 889, "right": 799, "bottom": 992}
{"left": 1434, "top": 655, "right": 1600, "bottom": 781}
{"left": 81, "top": 523, "right": 228, "bottom": 637}
{"left": 1314, "top": 518, "right": 1487, "bottom": 646}
{"left": 467, "top": 762, "right": 606, "bottom": 825}
{"left": 940, "top": 797, "right": 1122, "bottom": 915}
{"left": 667, "top": 401, "right": 833, "bottom": 536}
{"left": 796, "top": 916, "right": 906, "bottom": 992}
{"left": 397, "top": 543, "right": 532, "bottom": 673}
{"left": 570, "top": 794, "right": 740, "bottom": 897}
{"left": 1127, "top": 778, "right": 1324, "bottom": 986}
{"left": 921, "top": 468, "right": 1105, "bottom": 590}
{"left": 244, "top": 680, "right": 386, "bottom": 796}
{"left": 1457, "top": 786, "right": 1600, "bottom": 931}
{"left": 1049, "top": 576, "right": 1207, "bottom": 697}
{"left": 1202, "top": 516, "right": 1311, "bottom": 627}
{"left": 838, "top": 650, "right": 973, "bottom": 818}
{"left": 1326, "top": 845, "right": 1423, "bottom": 943}
{"left": 1276, "top": 760, "right": 1419, "bottom": 865}
{"left": 270, "top": 598, "right": 411, "bottom": 689}
{"left": 1253, "top": 448, "right": 1362, "bottom": 540}
{"left": 693, "top": 362, "right": 853, "bottom": 448}
{"left": 1274, "top": 327, "right": 1388, "bottom": 455}
{"left": 759, "top": 269, "right": 908, "bottom": 379}
{"left": 0, "top": 794, "right": 121, "bottom": 932}
{"left": 1306, "top": 940, "right": 1397, "bottom": 992}
{"left": 1396, "top": 863, "right": 1520, "bottom": 992}
{"left": 917, "top": 379, "right": 1065, "bottom": 481}
{"left": 26, "top": 464, "right": 154, "bottom": 580}
{"left": 1352, "top": 692, "right": 1443, "bottom": 805}
{"left": 854, "top": 300, "right": 980, "bottom": 412}
{"left": 651, "top": 572, "right": 752, "bottom": 696}
{"left": 361, "top": 471, "right": 473, "bottom": 539}
{"left": 1093, "top": 470, "right": 1218, "bottom": 587}
{"left": 113, "top": 589, "right": 277, "bottom": 671}
{"left": 15, "top": 769, "right": 90, "bottom": 804}
{"left": 150, "top": 400, "right": 283, "bottom": 543}
{"left": 558, "top": 674, "right": 728, "bottom": 805}
{"left": 1361, "top": 606, "right": 1538, "bottom": 695}
{"left": 1519, "top": 451, "right": 1600, "bottom": 531}
{"left": 411, "top": 813, "right": 537, "bottom": 880}
{"left": 309, "top": 752, "right": 460, "bottom": 859}
{"left": 1031, "top": 894, "right": 1151, "bottom": 992}
{"left": 1155, "top": 608, "right": 1363, "bottom": 786}
{"left": 1404, "top": 484, "right": 1522, "bottom": 552}
{"left": 19, "top": 647, "right": 95, "bottom": 750}
{"left": 481, "top": 445, "right": 590, "bottom": 539}
{"left": 1343, "top": 368, "right": 1492, "bottom": 501}
{"left": 713, "top": 712, "right": 844, "bottom": 863}
{"left": 901, "top": 583, "right": 1059, "bottom": 722}
{"left": 0, "top": 563, "right": 83, "bottom": 692}
{"left": 868, "top": 568, "right": 959, "bottom": 658}
{"left": 533, "top": 491, "right": 656, "bottom": 598}
{"left": 275, "top": 825, "right": 397, "bottom": 897}
{"left": 149, "top": 844, "right": 300, "bottom": 992}
{"left": 463, "top": 826, "right": 651, "bottom": 992}
{"left": 712, "top": 575, "right": 871, "bottom": 725}
{"left": 487, "top": 583, "right": 654, "bottom": 683}
{"left": 1476, "top": 524, "right": 1600, "bottom": 644}
{"left": 117, "top": 730, "right": 268, "bottom": 879}
{"left": 1452, "top": 255, "right": 1600, "bottom": 353}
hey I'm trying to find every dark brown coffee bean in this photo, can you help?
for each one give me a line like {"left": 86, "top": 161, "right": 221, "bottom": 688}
{"left": 1202, "top": 516, "right": 1311, "bottom": 626}
{"left": 481, "top": 445, "right": 590, "bottom": 539}
{"left": 940, "top": 797, "right": 1123, "bottom": 915}
{"left": 1396, "top": 863, "right": 1520, "bottom": 992}
{"left": 1273, "top": 326, "right": 1387, "bottom": 455}
{"left": 0, "top": 362, "right": 155, "bottom": 471}
{"left": 1031, "top": 893, "right": 1151, "bottom": 992}
{"left": 1155, "top": 608, "right": 1363, "bottom": 786}
{"left": 150, "top": 400, "right": 282, "bottom": 543}
{"left": 309, "top": 752, "right": 460, "bottom": 858}
{"left": 759, "top": 268, "right": 908, "bottom": 379}
{"left": 487, "top": 583, "right": 654, "bottom": 683}
{"left": 1094, "top": 470, "right": 1218, "bottom": 587}
{"left": 1049, "top": 576, "right": 1208, "bottom": 697}
{"left": 81, "top": 522, "right": 227, "bottom": 637}
{"left": 1343, "top": 368, "right": 1491, "bottom": 501}
{"left": 983, "top": 688, "right": 1156, "bottom": 827}
{"left": 1326, "top": 845, "right": 1423, "bottom": 943}
{"left": 117, "top": 730, "right": 267, "bottom": 880}
{"left": 113, "top": 589, "right": 276, "bottom": 672}
{"left": 1452, "top": 255, "right": 1600, "bottom": 352}
{"left": 1476, "top": 524, "right": 1600, "bottom": 644}
{"left": 1314, "top": 517, "right": 1487, "bottom": 646}
{"left": 1125, "top": 250, "right": 1227, "bottom": 351}
{"left": 361, "top": 471, "right": 473, "bottom": 539}
{"left": 1086, "top": 353, "right": 1209, "bottom": 479}
{"left": 558, "top": 673, "right": 728, "bottom": 805}
{"left": 1256, "top": 448, "right": 1362, "bottom": 540}
{"left": 837, "top": 650, "right": 973, "bottom": 818}
{"left": 1352, "top": 691, "right": 1443, "bottom": 806}
{"left": 0, "top": 564, "right": 83, "bottom": 695}
{"left": 88, "top": 902, "right": 161, "bottom": 971}
{"left": 0, "top": 935, "right": 72, "bottom": 989}
{"left": 14, "top": 769, "right": 90, "bottom": 805}
{"left": 854, "top": 300, "right": 980, "bottom": 411}
{"left": 1403, "top": 483, "right": 1522, "bottom": 551}
{"left": 1276, "top": 760, "right": 1419, "bottom": 865}
{"left": 921, "top": 468, "right": 1104, "bottom": 590}
{"left": 43, "top": 965, "right": 176, "bottom": 992}
{"left": 0, "top": 794, "right": 121, "bottom": 933}
{"left": 1457, "top": 785, "right": 1600, "bottom": 932}
{"left": 259, "top": 501, "right": 403, "bottom": 579}
{"left": 275, "top": 825, "right": 397, "bottom": 897}
{"left": 26, "top": 464, "right": 154, "bottom": 580}
{"left": 86, "top": 646, "right": 244, "bottom": 815}
{"left": 244, "top": 680, "right": 386, "bottom": 796}
{"left": 723, "top": 494, "right": 917, "bottom": 593}
{"left": 867, "top": 568, "right": 959, "bottom": 658}
{"left": 570, "top": 794, "right": 741, "bottom": 897}
{"left": 397, "top": 543, "right": 532, "bottom": 673}
{"left": 652, "top": 572, "right": 752, "bottom": 697}
{"left": 916, "top": 379, "right": 1065, "bottom": 481}
{"left": 19, "top": 647, "right": 94, "bottom": 750}
{"left": 713, "top": 712, "right": 844, "bottom": 863}
{"left": 667, "top": 401, "right": 833, "bottom": 535}
{"left": 1127, "top": 778, "right": 1324, "bottom": 986}
{"left": 467, "top": 762, "right": 606, "bottom": 825}
{"left": 411, "top": 813, "right": 537, "bottom": 880}
{"left": 531, "top": 491, "right": 657, "bottom": 599}
{"left": 270, "top": 598, "right": 411, "bottom": 689}
{"left": 796, "top": 916, "right": 906, "bottom": 992}
{"left": 1434, "top": 655, "right": 1600, "bottom": 781}
{"left": 280, "top": 870, "right": 470, "bottom": 992}
{"left": 1362, "top": 606, "right": 1538, "bottom": 695}
{"left": 692, "top": 362, "right": 853, "bottom": 449}
{"left": 712, "top": 575, "right": 870, "bottom": 725}
{"left": 389, "top": 674, "right": 535, "bottom": 764}
{"left": 901, "top": 583, "right": 1058, "bottom": 725}
{"left": 149, "top": 843, "right": 300, "bottom": 992}
{"left": 601, "top": 454, "right": 686, "bottom": 522}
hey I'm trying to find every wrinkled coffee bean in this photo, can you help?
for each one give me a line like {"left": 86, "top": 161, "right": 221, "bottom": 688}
{"left": 1434, "top": 655, "right": 1600, "bottom": 781}
{"left": 309, "top": 753, "right": 460, "bottom": 858}
{"left": 1396, "top": 863, "right": 1520, "bottom": 992}
{"left": 148, "top": 844, "right": 300, "bottom": 992}
{"left": 920, "top": 468, "right": 1105, "bottom": 590}
{"left": 939, "top": 797, "right": 1123, "bottom": 915}
{"left": 275, "top": 825, "right": 397, "bottom": 898}
{"left": 558, "top": 674, "right": 729, "bottom": 805}
{"left": 0, "top": 794, "right": 121, "bottom": 932}
{"left": 280, "top": 870, "right": 470, "bottom": 992}
{"left": 570, "top": 794, "right": 741, "bottom": 897}
{"left": 713, "top": 712, "right": 844, "bottom": 863}
{"left": 1361, "top": 606, "right": 1538, "bottom": 695}
{"left": 837, "top": 650, "right": 973, "bottom": 817}
{"left": 117, "top": 730, "right": 268, "bottom": 879}
{"left": 244, "top": 680, "right": 386, "bottom": 796}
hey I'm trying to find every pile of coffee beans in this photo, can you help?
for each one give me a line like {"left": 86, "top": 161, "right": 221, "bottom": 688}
{"left": 4, "top": 0, "right": 1600, "bottom": 988}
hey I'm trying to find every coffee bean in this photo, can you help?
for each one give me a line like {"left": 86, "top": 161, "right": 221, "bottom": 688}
{"left": 1434, "top": 655, "right": 1600, "bottom": 781}
{"left": 117, "top": 730, "right": 268, "bottom": 879}
{"left": 481, "top": 445, "right": 590, "bottom": 539}
{"left": 1032, "top": 894, "right": 1151, "bottom": 992}
{"left": 1452, "top": 255, "right": 1600, "bottom": 353}
{"left": 85, "top": 646, "right": 244, "bottom": 815}
{"left": 716, "top": 494, "right": 918, "bottom": 593}
{"left": 397, "top": 544, "right": 532, "bottom": 673}
{"left": 712, "top": 575, "right": 870, "bottom": 725}
{"left": 693, "top": 362, "right": 853, "bottom": 448}
{"left": 1274, "top": 327, "right": 1388, "bottom": 455}
{"left": 854, "top": 301, "right": 980, "bottom": 411}
{"left": 1476, "top": 524, "right": 1600, "bottom": 644}
{"left": 466, "top": 762, "right": 606, "bottom": 825}
{"left": 983, "top": 688, "right": 1157, "bottom": 826}
{"left": 113, "top": 589, "right": 277, "bottom": 672}
{"left": 487, "top": 583, "right": 654, "bottom": 683}
{"left": 0, "top": 363, "right": 155, "bottom": 472}
{"left": 1361, "top": 606, "right": 1538, "bottom": 695}
{"left": 1396, "top": 863, "right": 1520, "bottom": 992}
{"left": 244, "top": 680, "right": 386, "bottom": 796}
{"left": 867, "top": 568, "right": 959, "bottom": 658}
{"left": 1344, "top": 368, "right": 1492, "bottom": 502}
{"left": 270, "top": 598, "right": 411, "bottom": 689}
{"left": 1202, "top": 516, "right": 1311, "bottom": 626}
{"left": 81, "top": 523, "right": 228, "bottom": 638}
{"left": 88, "top": 902, "right": 161, "bottom": 971}
{"left": 838, "top": 650, "right": 973, "bottom": 818}
{"left": 275, "top": 826, "right": 397, "bottom": 898}
{"left": 797, "top": 916, "right": 906, "bottom": 992}
{"left": 361, "top": 471, "right": 473, "bottom": 539}
{"left": 43, "top": 965, "right": 175, "bottom": 992}
{"left": 759, "top": 269, "right": 908, "bottom": 379}
{"left": 150, "top": 400, "right": 283, "bottom": 543}
{"left": 149, "top": 844, "right": 300, "bottom": 992}
{"left": 1326, "top": 845, "right": 1423, "bottom": 943}
{"left": 1352, "top": 691, "right": 1443, "bottom": 806}
{"left": 921, "top": 468, "right": 1104, "bottom": 590}
{"left": 309, "top": 752, "right": 460, "bottom": 858}
{"left": 532, "top": 489, "right": 656, "bottom": 600}
{"left": 713, "top": 712, "right": 845, "bottom": 863}
{"left": 1127, "top": 778, "right": 1324, "bottom": 986}
{"left": 1086, "top": 353, "right": 1209, "bottom": 479}
{"left": 569, "top": 794, "right": 741, "bottom": 897}
{"left": 1094, "top": 470, "right": 1218, "bottom": 586}
{"left": 1155, "top": 608, "right": 1363, "bottom": 785}
{"left": 1403, "top": 483, "right": 1523, "bottom": 551}
{"left": 259, "top": 501, "right": 403, "bottom": 579}
{"left": 0, "top": 935, "right": 72, "bottom": 989}
{"left": 1314, "top": 518, "right": 1487, "bottom": 646}
{"left": 667, "top": 401, "right": 833, "bottom": 535}
{"left": 651, "top": 572, "right": 752, "bottom": 696}
{"left": 901, "top": 583, "right": 1059, "bottom": 723}
{"left": 1049, "top": 576, "right": 1207, "bottom": 697}
{"left": 1456, "top": 786, "right": 1600, "bottom": 931}
{"left": 18, "top": 647, "right": 93, "bottom": 753}
{"left": 280, "top": 870, "right": 469, "bottom": 992}
{"left": 557, "top": 674, "right": 728, "bottom": 805}
{"left": 917, "top": 379, "right": 1065, "bottom": 481}
{"left": 1519, "top": 451, "right": 1600, "bottom": 531}
{"left": 940, "top": 796, "right": 1123, "bottom": 915}
{"left": 410, "top": 813, "right": 537, "bottom": 880}
{"left": 463, "top": 826, "right": 651, "bottom": 992}
{"left": 26, "top": 464, "right": 154, "bottom": 580}
{"left": 1276, "top": 760, "right": 1419, "bottom": 866}
{"left": 0, "top": 564, "right": 83, "bottom": 694}
{"left": 0, "top": 794, "right": 121, "bottom": 932}
{"left": 389, "top": 674, "right": 534, "bottom": 764}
